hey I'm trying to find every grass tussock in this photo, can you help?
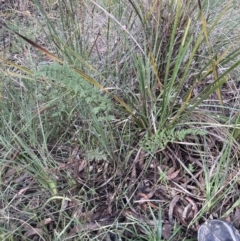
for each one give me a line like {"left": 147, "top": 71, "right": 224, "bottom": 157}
{"left": 0, "top": 0, "right": 240, "bottom": 240}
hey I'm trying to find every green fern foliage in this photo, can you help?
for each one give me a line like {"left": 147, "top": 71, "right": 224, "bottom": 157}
{"left": 140, "top": 128, "right": 206, "bottom": 152}
{"left": 36, "top": 63, "right": 112, "bottom": 115}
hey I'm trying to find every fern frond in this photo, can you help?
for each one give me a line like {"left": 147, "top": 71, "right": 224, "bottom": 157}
{"left": 140, "top": 128, "right": 206, "bottom": 152}
{"left": 36, "top": 63, "right": 112, "bottom": 115}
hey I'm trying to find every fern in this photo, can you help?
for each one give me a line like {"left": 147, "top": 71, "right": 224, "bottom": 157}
{"left": 140, "top": 128, "right": 206, "bottom": 152}
{"left": 35, "top": 63, "right": 112, "bottom": 116}
{"left": 85, "top": 148, "right": 108, "bottom": 162}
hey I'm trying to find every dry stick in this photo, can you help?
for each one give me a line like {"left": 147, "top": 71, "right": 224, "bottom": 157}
{"left": 130, "top": 148, "right": 145, "bottom": 191}
{"left": 171, "top": 181, "right": 205, "bottom": 200}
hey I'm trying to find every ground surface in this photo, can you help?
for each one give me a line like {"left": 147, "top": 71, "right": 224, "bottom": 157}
{"left": 1, "top": 1, "right": 240, "bottom": 241}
